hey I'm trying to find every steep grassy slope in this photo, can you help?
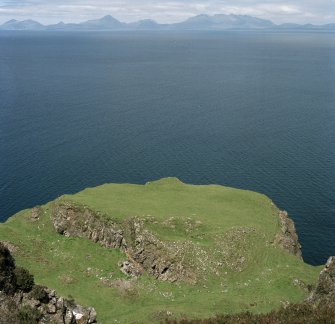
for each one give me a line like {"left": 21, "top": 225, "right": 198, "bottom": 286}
{"left": 0, "top": 178, "right": 320, "bottom": 323}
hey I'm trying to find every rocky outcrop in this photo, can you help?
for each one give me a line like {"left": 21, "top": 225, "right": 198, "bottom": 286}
{"left": 307, "top": 256, "right": 335, "bottom": 306}
{"left": 0, "top": 289, "right": 97, "bottom": 324}
{"left": 52, "top": 202, "right": 194, "bottom": 283}
{"left": 119, "top": 260, "right": 143, "bottom": 277}
{"left": 52, "top": 202, "right": 125, "bottom": 249}
{"left": 274, "top": 211, "right": 302, "bottom": 259}
{"left": 0, "top": 242, "right": 97, "bottom": 324}
{"left": 123, "top": 218, "right": 193, "bottom": 282}
{"left": 31, "top": 206, "right": 40, "bottom": 221}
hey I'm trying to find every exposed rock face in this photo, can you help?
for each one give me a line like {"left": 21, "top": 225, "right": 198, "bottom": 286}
{"left": 52, "top": 202, "right": 125, "bottom": 249}
{"left": 31, "top": 206, "right": 40, "bottom": 221}
{"left": 308, "top": 256, "right": 335, "bottom": 306}
{"left": 274, "top": 211, "right": 302, "bottom": 259}
{"left": 123, "top": 218, "right": 192, "bottom": 282}
{"left": 52, "top": 202, "right": 194, "bottom": 283}
{"left": 0, "top": 289, "right": 97, "bottom": 324}
{"left": 119, "top": 260, "right": 143, "bottom": 277}
{"left": 0, "top": 243, "right": 97, "bottom": 324}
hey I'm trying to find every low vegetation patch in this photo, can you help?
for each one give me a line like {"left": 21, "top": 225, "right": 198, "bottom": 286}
{"left": 163, "top": 303, "right": 335, "bottom": 324}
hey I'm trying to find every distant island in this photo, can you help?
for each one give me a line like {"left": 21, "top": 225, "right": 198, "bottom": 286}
{"left": 1, "top": 14, "right": 335, "bottom": 31}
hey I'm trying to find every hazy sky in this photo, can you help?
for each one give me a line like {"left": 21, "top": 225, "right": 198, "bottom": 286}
{"left": 0, "top": 0, "right": 335, "bottom": 25}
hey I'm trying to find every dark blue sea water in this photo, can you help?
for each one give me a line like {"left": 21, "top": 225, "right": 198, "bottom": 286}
{"left": 0, "top": 31, "right": 334, "bottom": 265}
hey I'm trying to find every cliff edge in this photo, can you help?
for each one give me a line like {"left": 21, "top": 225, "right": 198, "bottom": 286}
{"left": 274, "top": 210, "right": 302, "bottom": 259}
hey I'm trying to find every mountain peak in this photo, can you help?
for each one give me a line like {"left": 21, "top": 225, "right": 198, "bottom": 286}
{"left": 1, "top": 19, "right": 44, "bottom": 30}
{"left": 4, "top": 19, "right": 18, "bottom": 24}
{"left": 100, "top": 15, "right": 120, "bottom": 22}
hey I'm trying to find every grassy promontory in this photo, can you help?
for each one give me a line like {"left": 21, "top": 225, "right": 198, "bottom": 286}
{"left": 0, "top": 178, "right": 321, "bottom": 323}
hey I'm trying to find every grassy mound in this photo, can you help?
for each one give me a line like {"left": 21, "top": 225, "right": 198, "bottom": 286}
{"left": 0, "top": 178, "right": 320, "bottom": 323}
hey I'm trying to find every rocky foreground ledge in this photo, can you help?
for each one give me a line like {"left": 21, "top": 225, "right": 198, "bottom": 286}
{"left": 2, "top": 239, "right": 335, "bottom": 324}
{"left": 0, "top": 243, "right": 97, "bottom": 324}
{"left": 307, "top": 256, "right": 335, "bottom": 307}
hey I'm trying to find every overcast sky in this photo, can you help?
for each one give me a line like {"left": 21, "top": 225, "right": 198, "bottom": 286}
{"left": 0, "top": 0, "right": 335, "bottom": 25}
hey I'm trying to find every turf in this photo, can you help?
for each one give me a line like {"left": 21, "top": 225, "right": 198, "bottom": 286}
{"left": 0, "top": 178, "right": 321, "bottom": 323}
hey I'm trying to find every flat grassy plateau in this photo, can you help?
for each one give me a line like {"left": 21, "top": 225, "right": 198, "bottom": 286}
{"left": 0, "top": 178, "right": 320, "bottom": 323}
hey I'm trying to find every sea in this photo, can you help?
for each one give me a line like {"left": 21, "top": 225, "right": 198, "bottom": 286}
{"left": 0, "top": 30, "right": 334, "bottom": 265}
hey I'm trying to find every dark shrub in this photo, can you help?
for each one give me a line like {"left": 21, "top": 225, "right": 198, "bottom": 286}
{"left": 0, "top": 243, "right": 16, "bottom": 294}
{"left": 29, "top": 284, "right": 49, "bottom": 303}
{"left": 14, "top": 266, "right": 34, "bottom": 292}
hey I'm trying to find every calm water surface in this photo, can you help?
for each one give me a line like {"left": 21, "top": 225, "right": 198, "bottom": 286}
{"left": 0, "top": 31, "right": 334, "bottom": 265}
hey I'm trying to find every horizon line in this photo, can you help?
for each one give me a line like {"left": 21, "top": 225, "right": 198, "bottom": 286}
{"left": 1, "top": 13, "right": 335, "bottom": 27}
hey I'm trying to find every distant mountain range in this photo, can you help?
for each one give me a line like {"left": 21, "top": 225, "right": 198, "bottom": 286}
{"left": 1, "top": 14, "right": 335, "bottom": 31}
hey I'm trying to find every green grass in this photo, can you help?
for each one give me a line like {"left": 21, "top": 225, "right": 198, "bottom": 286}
{"left": 0, "top": 178, "right": 321, "bottom": 323}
